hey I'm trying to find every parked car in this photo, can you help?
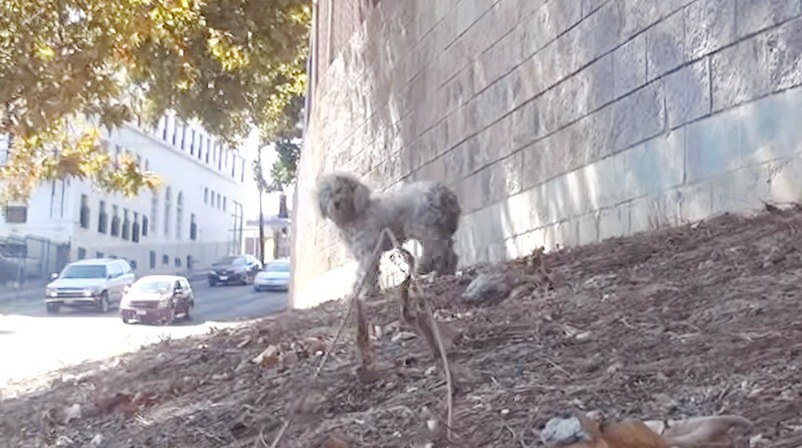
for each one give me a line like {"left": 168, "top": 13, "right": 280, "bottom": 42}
{"left": 119, "top": 275, "right": 194, "bottom": 325}
{"left": 207, "top": 254, "right": 262, "bottom": 286}
{"left": 45, "top": 258, "right": 135, "bottom": 314}
{"left": 253, "top": 258, "right": 291, "bottom": 292}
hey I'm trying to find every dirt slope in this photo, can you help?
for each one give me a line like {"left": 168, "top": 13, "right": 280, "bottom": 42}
{"left": 3, "top": 208, "right": 802, "bottom": 448}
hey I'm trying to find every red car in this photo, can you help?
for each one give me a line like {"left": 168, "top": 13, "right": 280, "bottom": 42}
{"left": 119, "top": 275, "right": 194, "bottom": 325}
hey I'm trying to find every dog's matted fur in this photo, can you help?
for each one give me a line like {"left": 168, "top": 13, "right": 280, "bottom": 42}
{"left": 316, "top": 172, "right": 461, "bottom": 294}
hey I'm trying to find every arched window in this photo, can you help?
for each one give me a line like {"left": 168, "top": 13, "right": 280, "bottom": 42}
{"left": 150, "top": 193, "right": 158, "bottom": 234}
{"left": 176, "top": 192, "right": 184, "bottom": 239}
{"left": 163, "top": 187, "right": 172, "bottom": 236}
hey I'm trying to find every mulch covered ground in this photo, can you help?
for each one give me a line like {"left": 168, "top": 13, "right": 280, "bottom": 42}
{"left": 2, "top": 208, "right": 802, "bottom": 447}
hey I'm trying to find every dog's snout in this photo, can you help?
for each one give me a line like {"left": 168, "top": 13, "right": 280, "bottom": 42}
{"left": 333, "top": 198, "right": 343, "bottom": 209}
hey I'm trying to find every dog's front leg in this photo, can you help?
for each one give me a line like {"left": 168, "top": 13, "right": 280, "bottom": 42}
{"left": 355, "top": 256, "right": 380, "bottom": 296}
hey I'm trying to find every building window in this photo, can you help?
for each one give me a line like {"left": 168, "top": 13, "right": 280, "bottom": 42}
{"left": 129, "top": 260, "right": 138, "bottom": 270}
{"left": 149, "top": 251, "right": 156, "bottom": 269}
{"left": 174, "top": 257, "right": 181, "bottom": 267}
{"left": 96, "top": 251, "right": 104, "bottom": 258}
{"left": 122, "top": 208, "right": 131, "bottom": 240}
{"left": 172, "top": 121, "right": 179, "bottom": 145}
{"left": 150, "top": 194, "right": 158, "bottom": 235}
{"left": 176, "top": 192, "right": 184, "bottom": 239}
{"left": 198, "top": 135, "right": 204, "bottom": 159}
{"left": 110, "top": 205, "right": 120, "bottom": 237}
{"left": 163, "top": 187, "right": 172, "bottom": 236}
{"left": 162, "top": 254, "right": 169, "bottom": 265}
{"left": 205, "top": 138, "right": 211, "bottom": 163}
{"left": 240, "top": 158, "right": 245, "bottom": 182}
{"left": 186, "top": 255, "right": 193, "bottom": 270}
{"left": 190, "top": 213, "right": 197, "bottom": 241}
{"left": 223, "top": 197, "right": 227, "bottom": 211}
{"left": 218, "top": 145, "right": 223, "bottom": 170}
{"left": 5, "top": 205, "right": 27, "bottom": 223}
{"left": 132, "top": 212, "right": 140, "bottom": 243}
{"left": 142, "top": 215, "right": 149, "bottom": 237}
{"left": 79, "top": 194, "right": 90, "bottom": 228}
{"left": 98, "top": 200, "right": 108, "bottom": 233}
{"left": 190, "top": 129, "right": 196, "bottom": 155}
{"left": 145, "top": 159, "right": 150, "bottom": 172}
{"left": 77, "top": 248, "right": 86, "bottom": 260}
{"left": 162, "top": 115, "right": 169, "bottom": 140}
{"left": 204, "top": 188, "right": 209, "bottom": 204}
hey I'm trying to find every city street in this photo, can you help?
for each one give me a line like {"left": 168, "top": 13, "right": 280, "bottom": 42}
{"left": 0, "top": 281, "right": 287, "bottom": 389}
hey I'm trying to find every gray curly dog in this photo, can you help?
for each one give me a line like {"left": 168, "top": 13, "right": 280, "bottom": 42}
{"left": 316, "top": 172, "right": 461, "bottom": 295}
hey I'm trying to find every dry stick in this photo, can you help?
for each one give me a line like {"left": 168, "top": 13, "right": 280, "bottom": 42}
{"left": 384, "top": 232, "right": 454, "bottom": 442}
{"left": 268, "top": 227, "right": 396, "bottom": 448}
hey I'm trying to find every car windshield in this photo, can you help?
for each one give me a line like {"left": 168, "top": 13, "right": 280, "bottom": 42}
{"left": 265, "top": 262, "right": 289, "bottom": 273}
{"left": 213, "top": 256, "right": 239, "bottom": 266}
{"left": 133, "top": 280, "right": 172, "bottom": 293}
{"left": 61, "top": 265, "right": 106, "bottom": 279}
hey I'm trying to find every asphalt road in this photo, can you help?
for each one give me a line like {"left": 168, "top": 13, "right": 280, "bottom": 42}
{"left": 0, "top": 282, "right": 287, "bottom": 389}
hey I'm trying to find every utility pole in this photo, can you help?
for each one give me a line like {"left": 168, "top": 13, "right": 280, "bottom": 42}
{"left": 258, "top": 187, "right": 265, "bottom": 265}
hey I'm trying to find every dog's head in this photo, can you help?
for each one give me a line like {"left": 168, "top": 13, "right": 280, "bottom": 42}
{"left": 316, "top": 173, "right": 371, "bottom": 225}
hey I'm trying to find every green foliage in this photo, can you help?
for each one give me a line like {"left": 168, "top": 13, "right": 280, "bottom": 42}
{"left": 0, "top": 0, "right": 310, "bottom": 200}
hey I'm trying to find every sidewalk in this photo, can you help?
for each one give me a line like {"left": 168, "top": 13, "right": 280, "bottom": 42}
{"left": 0, "top": 282, "right": 44, "bottom": 304}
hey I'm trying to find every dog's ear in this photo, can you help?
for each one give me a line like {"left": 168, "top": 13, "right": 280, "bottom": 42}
{"left": 352, "top": 182, "right": 371, "bottom": 213}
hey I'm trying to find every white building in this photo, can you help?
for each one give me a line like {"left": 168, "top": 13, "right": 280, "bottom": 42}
{"left": 0, "top": 116, "right": 247, "bottom": 280}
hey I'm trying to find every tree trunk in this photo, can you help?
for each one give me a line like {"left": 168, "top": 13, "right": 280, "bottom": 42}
{"left": 278, "top": 193, "right": 288, "bottom": 218}
{"left": 258, "top": 189, "right": 265, "bottom": 265}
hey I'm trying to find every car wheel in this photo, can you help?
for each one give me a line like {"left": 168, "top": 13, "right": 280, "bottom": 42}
{"left": 46, "top": 303, "right": 60, "bottom": 314}
{"left": 162, "top": 308, "right": 175, "bottom": 325}
{"left": 184, "top": 303, "right": 192, "bottom": 321}
{"left": 122, "top": 316, "right": 130, "bottom": 324}
{"left": 208, "top": 278, "right": 217, "bottom": 287}
{"left": 97, "top": 292, "right": 110, "bottom": 313}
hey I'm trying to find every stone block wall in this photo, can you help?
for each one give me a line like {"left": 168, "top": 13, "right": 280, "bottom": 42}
{"left": 292, "top": 0, "right": 802, "bottom": 308}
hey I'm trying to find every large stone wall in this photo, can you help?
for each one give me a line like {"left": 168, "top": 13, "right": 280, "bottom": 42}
{"left": 292, "top": 0, "right": 802, "bottom": 308}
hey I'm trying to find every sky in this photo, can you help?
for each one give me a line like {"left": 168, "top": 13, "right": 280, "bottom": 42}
{"left": 240, "top": 129, "right": 295, "bottom": 221}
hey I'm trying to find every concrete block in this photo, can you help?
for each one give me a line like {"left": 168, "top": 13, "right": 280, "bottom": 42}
{"left": 622, "top": 0, "right": 682, "bottom": 39}
{"left": 582, "top": 0, "right": 610, "bottom": 18}
{"left": 736, "top": 0, "right": 801, "bottom": 38}
{"left": 505, "top": 187, "right": 543, "bottom": 235}
{"left": 585, "top": 53, "right": 616, "bottom": 111}
{"left": 475, "top": 75, "right": 514, "bottom": 129}
{"left": 576, "top": 212, "right": 600, "bottom": 245}
{"left": 477, "top": 114, "right": 513, "bottom": 166}
{"left": 771, "top": 18, "right": 802, "bottom": 92}
{"left": 579, "top": 1, "right": 625, "bottom": 62}
{"left": 685, "top": 0, "right": 737, "bottom": 60}
{"left": 677, "top": 182, "right": 713, "bottom": 224}
{"left": 598, "top": 206, "right": 629, "bottom": 240}
{"left": 688, "top": 86, "right": 802, "bottom": 182}
{"left": 646, "top": 10, "right": 686, "bottom": 81}
{"left": 614, "top": 33, "right": 647, "bottom": 99}
{"left": 609, "top": 82, "right": 666, "bottom": 154}
{"left": 664, "top": 58, "right": 712, "bottom": 128}
{"left": 445, "top": 99, "right": 479, "bottom": 150}
{"left": 711, "top": 33, "right": 772, "bottom": 111}
{"left": 521, "top": 140, "right": 547, "bottom": 191}
{"left": 769, "top": 157, "right": 802, "bottom": 204}
{"left": 707, "top": 164, "right": 772, "bottom": 216}
{"left": 475, "top": 26, "right": 525, "bottom": 92}
{"left": 522, "top": 0, "right": 583, "bottom": 58}
{"left": 511, "top": 57, "right": 544, "bottom": 109}
{"left": 511, "top": 98, "right": 543, "bottom": 150}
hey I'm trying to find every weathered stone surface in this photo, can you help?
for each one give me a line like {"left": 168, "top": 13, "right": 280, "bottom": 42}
{"left": 609, "top": 82, "right": 666, "bottom": 154}
{"left": 711, "top": 35, "right": 772, "bottom": 112}
{"left": 685, "top": 0, "right": 737, "bottom": 60}
{"left": 293, "top": 0, "right": 802, "bottom": 308}
{"left": 664, "top": 58, "right": 711, "bottom": 128}
{"left": 646, "top": 10, "right": 685, "bottom": 80}
{"left": 613, "top": 33, "right": 647, "bottom": 99}
{"left": 736, "top": 0, "right": 801, "bottom": 38}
